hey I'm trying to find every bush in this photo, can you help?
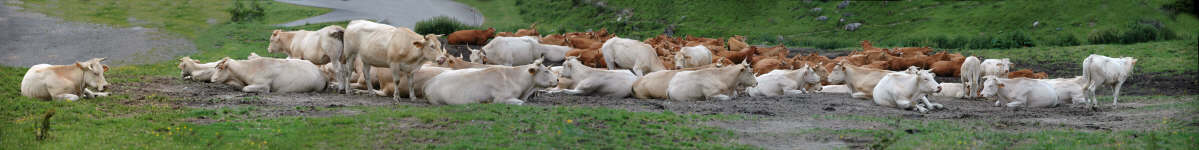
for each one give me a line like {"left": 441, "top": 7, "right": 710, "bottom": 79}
{"left": 229, "top": 0, "right": 265, "bottom": 22}
{"left": 1087, "top": 28, "right": 1121, "bottom": 44}
{"left": 414, "top": 16, "right": 475, "bottom": 35}
{"left": 1088, "top": 21, "right": 1176, "bottom": 44}
{"left": 1039, "top": 33, "right": 1081, "bottom": 47}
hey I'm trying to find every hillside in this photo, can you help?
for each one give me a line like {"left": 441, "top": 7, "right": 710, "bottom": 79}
{"left": 456, "top": 0, "right": 1198, "bottom": 49}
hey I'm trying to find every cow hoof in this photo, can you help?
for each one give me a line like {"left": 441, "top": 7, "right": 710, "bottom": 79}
{"left": 929, "top": 103, "right": 944, "bottom": 109}
{"left": 915, "top": 107, "right": 929, "bottom": 113}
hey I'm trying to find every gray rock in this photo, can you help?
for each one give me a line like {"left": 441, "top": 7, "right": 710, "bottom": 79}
{"left": 811, "top": 7, "right": 822, "bottom": 13}
{"left": 816, "top": 16, "right": 829, "bottom": 21}
{"left": 844, "top": 23, "right": 862, "bottom": 31}
{"left": 837, "top": 0, "right": 850, "bottom": 9}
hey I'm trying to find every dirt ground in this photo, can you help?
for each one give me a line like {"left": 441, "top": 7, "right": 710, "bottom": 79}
{"left": 112, "top": 74, "right": 1190, "bottom": 149}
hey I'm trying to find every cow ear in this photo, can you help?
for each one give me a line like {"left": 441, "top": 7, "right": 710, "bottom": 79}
{"left": 412, "top": 41, "right": 425, "bottom": 49}
{"left": 75, "top": 62, "right": 86, "bottom": 70}
{"left": 272, "top": 30, "right": 281, "bottom": 35}
{"left": 528, "top": 68, "right": 537, "bottom": 75}
{"left": 102, "top": 65, "right": 109, "bottom": 72}
{"left": 997, "top": 83, "right": 1005, "bottom": 89}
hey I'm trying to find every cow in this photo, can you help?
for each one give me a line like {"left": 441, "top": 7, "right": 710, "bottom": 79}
{"left": 631, "top": 70, "right": 683, "bottom": 99}
{"left": 436, "top": 51, "right": 495, "bottom": 69}
{"left": 354, "top": 65, "right": 449, "bottom": 98}
{"left": 424, "top": 60, "right": 557, "bottom": 105}
{"left": 514, "top": 23, "right": 539, "bottom": 37}
{"left": 179, "top": 57, "right": 246, "bottom": 87}
{"left": 1038, "top": 76, "right": 1088, "bottom": 104}
{"left": 673, "top": 45, "right": 714, "bottom": 68}
{"left": 554, "top": 57, "right": 637, "bottom": 97}
{"left": 667, "top": 62, "right": 757, "bottom": 101}
{"left": 747, "top": 65, "right": 822, "bottom": 97}
{"left": 715, "top": 46, "right": 756, "bottom": 64}
{"left": 564, "top": 48, "right": 606, "bottom": 68}
{"left": 447, "top": 27, "right": 496, "bottom": 45}
{"left": 755, "top": 45, "right": 789, "bottom": 58}
{"left": 933, "top": 83, "right": 967, "bottom": 99}
{"left": 481, "top": 36, "right": 572, "bottom": 65}
{"left": 1081, "top": 54, "right": 1136, "bottom": 107}
{"left": 343, "top": 20, "right": 447, "bottom": 101}
{"left": 929, "top": 56, "right": 965, "bottom": 77}
{"left": 980, "top": 58, "right": 1012, "bottom": 77}
{"left": 980, "top": 76, "right": 1060, "bottom": 108}
{"left": 727, "top": 35, "right": 748, "bottom": 53}
{"left": 267, "top": 26, "right": 346, "bottom": 65}
{"left": 540, "top": 34, "right": 568, "bottom": 46}
{"left": 827, "top": 61, "right": 895, "bottom": 99}
{"left": 1007, "top": 69, "right": 1048, "bottom": 79}
{"left": 20, "top": 58, "right": 110, "bottom": 101}
{"left": 818, "top": 85, "right": 851, "bottom": 93}
{"left": 548, "top": 66, "right": 576, "bottom": 91}
{"left": 960, "top": 56, "right": 982, "bottom": 99}
{"left": 211, "top": 57, "right": 327, "bottom": 93}
{"left": 601, "top": 37, "right": 667, "bottom": 76}
{"left": 752, "top": 57, "right": 789, "bottom": 76}
{"left": 873, "top": 69, "right": 944, "bottom": 113}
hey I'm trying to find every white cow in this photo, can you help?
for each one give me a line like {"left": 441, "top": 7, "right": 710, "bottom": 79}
{"left": 667, "top": 63, "right": 757, "bottom": 101}
{"left": 980, "top": 76, "right": 1060, "bottom": 108}
{"left": 673, "top": 45, "right": 714, "bottom": 69}
{"left": 1038, "top": 76, "right": 1088, "bottom": 104}
{"left": 179, "top": 57, "right": 245, "bottom": 87}
{"left": 1081, "top": 54, "right": 1136, "bottom": 107}
{"left": 20, "top": 58, "right": 110, "bottom": 101}
{"left": 873, "top": 70, "right": 944, "bottom": 113}
{"left": 555, "top": 57, "right": 637, "bottom": 97}
{"left": 827, "top": 61, "right": 895, "bottom": 99}
{"left": 211, "top": 57, "right": 327, "bottom": 93}
{"left": 601, "top": 37, "right": 667, "bottom": 76}
{"left": 480, "top": 36, "right": 572, "bottom": 65}
{"left": 424, "top": 61, "right": 557, "bottom": 105}
{"left": 960, "top": 56, "right": 982, "bottom": 98}
{"left": 343, "top": 20, "right": 447, "bottom": 101}
{"left": 817, "top": 85, "right": 851, "bottom": 94}
{"left": 267, "top": 25, "right": 345, "bottom": 65}
{"left": 933, "top": 83, "right": 967, "bottom": 99}
{"left": 746, "top": 65, "right": 822, "bottom": 97}
{"left": 980, "top": 58, "right": 1012, "bottom": 77}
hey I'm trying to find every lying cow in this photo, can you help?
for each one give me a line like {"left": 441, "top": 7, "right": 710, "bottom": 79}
{"left": 673, "top": 45, "right": 714, "bottom": 68}
{"left": 554, "top": 57, "right": 637, "bottom": 98}
{"left": 343, "top": 20, "right": 447, "bottom": 100}
{"left": 1038, "top": 76, "right": 1087, "bottom": 104}
{"left": 211, "top": 57, "right": 327, "bottom": 93}
{"left": 447, "top": 27, "right": 495, "bottom": 45}
{"left": 817, "top": 85, "right": 851, "bottom": 94}
{"left": 932, "top": 83, "right": 967, "bottom": 99}
{"left": 354, "top": 65, "right": 449, "bottom": 98}
{"left": 631, "top": 70, "right": 684, "bottom": 99}
{"left": 980, "top": 76, "right": 1060, "bottom": 108}
{"left": 1081, "top": 54, "right": 1136, "bottom": 107}
{"left": 980, "top": 58, "right": 1011, "bottom": 77}
{"left": 21, "top": 58, "right": 110, "bottom": 101}
{"left": 424, "top": 60, "right": 557, "bottom": 105}
{"left": 747, "top": 65, "right": 822, "bottom": 97}
{"left": 873, "top": 69, "right": 943, "bottom": 113}
{"left": 601, "top": 37, "right": 668, "bottom": 76}
{"left": 179, "top": 57, "right": 246, "bottom": 87}
{"left": 667, "top": 62, "right": 757, "bottom": 101}
{"left": 827, "top": 61, "right": 895, "bottom": 99}
{"left": 480, "top": 36, "right": 572, "bottom": 65}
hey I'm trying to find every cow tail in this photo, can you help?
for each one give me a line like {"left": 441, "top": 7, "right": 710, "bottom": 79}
{"left": 1080, "top": 55, "right": 1094, "bottom": 90}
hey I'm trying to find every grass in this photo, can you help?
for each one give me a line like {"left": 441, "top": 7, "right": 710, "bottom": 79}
{"left": 1, "top": 0, "right": 750, "bottom": 149}
{"left": 821, "top": 96, "right": 1199, "bottom": 149}
{"left": 457, "top": 0, "right": 1199, "bottom": 49}
{"left": 957, "top": 40, "right": 1198, "bottom": 75}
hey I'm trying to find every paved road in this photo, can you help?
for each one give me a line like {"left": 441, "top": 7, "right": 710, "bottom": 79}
{"left": 275, "top": 0, "right": 484, "bottom": 28}
{"left": 0, "top": 2, "right": 196, "bottom": 67}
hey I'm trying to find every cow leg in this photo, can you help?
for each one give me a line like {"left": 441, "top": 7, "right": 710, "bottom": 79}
{"left": 897, "top": 99, "right": 928, "bottom": 113}
{"left": 1005, "top": 99, "right": 1026, "bottom": 108}
{"left": 500, "top": 98, "right": 525, "bottom": 105}
{"left": 1112, "top": 81, "right": 1124, "bottom": 106}
{"left": 920, "top": 96, "right": 943, "bottom": 110}
{"left": 710, "top": 94, "right": 732, "bottom": 101}
{"left": 361, "top": 62, "right": 375, "bottom": 93}
{"left": 54, "top": 94, "right": 81, "bottom": 101}
{"left": 1085, "top": 80, "right": 1100, "bottom": 108}
{"left": 83, "top": 88, "right": 109, "bottom": 98}
{"left": 851, "top": 92, "right": 867, "bottom": 99}
{"left": 783, "top": 90, "right": 805, "bottom": 95}
{"left": 242, "top": 84, "right": 271, "bottom": 93}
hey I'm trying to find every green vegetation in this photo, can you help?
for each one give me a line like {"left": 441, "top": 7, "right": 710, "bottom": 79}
{"left": 824, "top": 96, "right": 1199, "bottom": 149}
{"left": 457, "top": 0, "right": 1199, "bottom": 49}
{"left": 414, "top": 16, "right": 477, "bottom": 35}
{"left": 958, "top": 41, "right": 1197, "bottom": 74}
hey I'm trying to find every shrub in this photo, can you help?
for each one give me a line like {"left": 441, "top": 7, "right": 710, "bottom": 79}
{"left": 1040, "top": 33, "right": 1081, "bottom": 47}
{"left": 414, "top": 16, "right": 475, "bottom": 35}
{"left": 229, "top": 0, "right": 265, "bottom": 22}
{"left": 1089, "top": 21, "right": 1176, "bottom": 44}
{"left": 1087, "top": 28, "right": 1121, "bottom": 44}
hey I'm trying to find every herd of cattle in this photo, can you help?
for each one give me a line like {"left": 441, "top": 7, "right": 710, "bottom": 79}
{"left": 18, "top": 20, "right": 1139, "bottom": 113}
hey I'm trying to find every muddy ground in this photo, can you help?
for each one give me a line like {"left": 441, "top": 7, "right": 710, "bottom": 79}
{"left": 111, "top": 74, "right": 1191, "bottom": 149}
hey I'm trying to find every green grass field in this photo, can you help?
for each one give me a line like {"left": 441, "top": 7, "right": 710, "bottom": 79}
{"left": 2, "top": 0, "right": 1197, "bottom": 149}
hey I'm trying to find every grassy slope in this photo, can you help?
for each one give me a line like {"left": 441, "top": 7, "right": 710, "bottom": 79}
{"left": 1, "top": 0, "right": 749, "bottom": 149}
{"left": 457, "top": 0, "right": 1198, "bottom": 47}
{"left": 959, "top": 40, "right": 1198, "bottom": 75}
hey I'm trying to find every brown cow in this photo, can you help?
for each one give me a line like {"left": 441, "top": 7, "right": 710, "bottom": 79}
{"left": 447, "top": 28, "right": 496, "bottom": 45}
{"left": 515, "top": 23, "right": 539, "bottom": 37}
{"left": 728, "top": 35, "right": 748, "bottom": 53}
{"left": 1007, "top": 69, "right": 1049, "bottom": 79}
{"left": 716, "top": 46, "right": 756, "bottom": 64}
{"left": 753, "top": 56, "right": 789, "bottom": 76}
{"left": 540, "top": 34, "right": 568, "bottom": 46}
{"left": 929, "top": 56, "right": 966, "bottom": 77}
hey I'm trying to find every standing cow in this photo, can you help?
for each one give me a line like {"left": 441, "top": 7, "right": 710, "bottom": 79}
{"left": 20, "top": 58, "right": 110, "bottom": 101}
{"left": 1081, "top": 54, "right": 1136, "bottom": 107}
{"left": 343, "top": 20, "right": 447, "bottom": 101}
{"left": 959, "top": 56, "right": 982, "bottom": 99}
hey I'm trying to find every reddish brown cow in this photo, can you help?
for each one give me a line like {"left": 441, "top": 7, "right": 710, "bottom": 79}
{"left": 753, "top": 58, "right": 788, "bottom": 76}
{"left": 716, "top": 46, "right": 756, "bottom": 64}
{"left": 541, "top": 34, "right": 568, "bottom": 46}
{"left": 447, "top": 28, "right": 495, "bottom": 45}
{"left": 565, "top": 48, "right": 607, "bottom": 68}
{"left": 1007, "top": 69, "right": 1049, "bottom": 79}
{"left": 567, "top": 37, "right": 603, "bottom": 49}
{"left": 514, "top": 23, "right": 539, "bottom": 37}
{"left": 929, "top": 57, "right": 966, "bottom": 77}
{"left": 755, "top": 45, "right": 789, "bottom": 57}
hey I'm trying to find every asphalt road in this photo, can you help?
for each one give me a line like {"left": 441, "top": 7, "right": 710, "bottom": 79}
{"left": 275, "top": 0, "right": 484, "bottom": 28}
{"left": 0, "top": 2, "right": 196, "bottom": 67}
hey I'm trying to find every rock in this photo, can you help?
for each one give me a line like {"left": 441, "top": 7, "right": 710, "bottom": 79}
{"left": 837, "top": 0, "right": 850, "bottom": 9}
{"left": 844, "top": 23, "right": 862, "bottom": 31}
{"left": 811, "top": 7, "right": 822, "bottom": 13}
{"left": 816, "top": 16, "right": 829, "bottom": 21}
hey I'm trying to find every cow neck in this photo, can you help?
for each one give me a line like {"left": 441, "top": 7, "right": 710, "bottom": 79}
{"left": 226, "top": 59, "right": 253, "bottom": 83}
{"left": 75, "top": 65, "right": 86, "bottom": 95}
{"left": 567, "top": 61, "right": 592, "bottom": 79}
{"left": 707, "top": 65, "right": 744, "bottom": 87}
{"left": 280, "top": 32, "right": 298, "bottom": 54}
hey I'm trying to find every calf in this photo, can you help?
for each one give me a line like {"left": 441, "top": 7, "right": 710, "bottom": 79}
{"left": 20, "top": 58, "right": 110, "bottom": 101}
{"left": 555, "top": 57, "right": 638, "bottom": 98}
{"left": 667, "top": 63, "right": 757, "bottom": 101}
{"left": 747, "top": 65, "right": 822, "bottom": 97}
{"left": 601, "top": 37, "right": 667, "bottom": 76}
{"left": 343, "top": 20, "right": 447, "bottom": 100}
{"left": 873, "top": 70, "right": 944, "bottom": 113}
{"left": 212, "top": 57, "right": 327, "bottom": 93}
{"left": 424, "top": 61, "right": 557, "bottom": 105}
{"left": 1081, "top": 54, "right": 1136, "bottom": 106}
{"left": 447, "top": 27, "right": 495, "bottom": 45}
{"left": 980, "top": 76, "right": 1060, "bottom": 108}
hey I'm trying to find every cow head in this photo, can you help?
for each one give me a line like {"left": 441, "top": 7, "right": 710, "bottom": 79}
{"left": 420, "top": 34, "right": 448, "bottom": 64}
{"left": 799, "top": 65, "right": 822, "bottom": 86}
{"left": 979, "top": 76, "right": 1004, "bottom": 99}
{"left": 915, "top": 70, "right": 941, "bottom": 94}
{"left": 672, "top": 53, "right": 688, "bottom": 69}
{"left": 736, "top": 62, "right": 757, "bottom": 88}
{"left": 211, "top": 57, "right": 235, "bottom": 83}
{"left": 560, "top": 57, "right": 582, "bottom": 78}
{"left": 529, "top": 59, "right": 558, "bottom": 88}
{"left": 76, "top": 58, "right": 110, "bottom": 92}
{"left": 827, "top": 61, "right": 848, "bottom": 84}
{"left": 267, "top": 30, "right": 289, "bottom": 53}
{"left": 178, "top": 57, "right": 199, "bottom": 78}
{"left": 468, "top": 48, "right": 487, "bottom": 64}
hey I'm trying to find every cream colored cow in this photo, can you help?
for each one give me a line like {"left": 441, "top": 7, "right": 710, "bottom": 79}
{"left": 827, "top": 61, "right": 894, "bottom": 99}
{"left": 179, "top": 57, "right": 245, "bottom": 87}
{"left": 667, "top": 63, "right": 757, "bottom": 101}
{"left": 673, "top": 45, "right": 714, "bottom": 69}
{"left": 746, "top": 65, "right": 821, "bottom": 97}
{"left": 555, "top": 57, "right": 637, "bottom": 98}
{"left": 211, "top": 57, "right": 326, "bottom": 93}
{"left": 1081, "top": 54, "right": 1136, "bottom": 107}
{"left": 424, "top": 61, "right": 557, "bottom": 105}
{"left": 21, "top": 58, "right": 110, "bottom": 101}
{"left": 960, "top": 56, "right": 982, "bottom": 98}
{"left": 873, "top": 70, "right": 943, "bottom": 113}
{"left": 343, "top": 20, "right": 447, "bottom": 101}
{"left": 601, "top": 37, "right": 667, "bottom": 76}
{"left": 981, "top": 76, "right": 1060, "bottom": 108}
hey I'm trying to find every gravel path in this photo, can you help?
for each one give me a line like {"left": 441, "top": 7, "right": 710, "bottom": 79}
{"left": 0, "top": 1, "right": 196, "bottom": 67}
{"left": 274, "top": 0, "right": 484, "bottom": 28}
